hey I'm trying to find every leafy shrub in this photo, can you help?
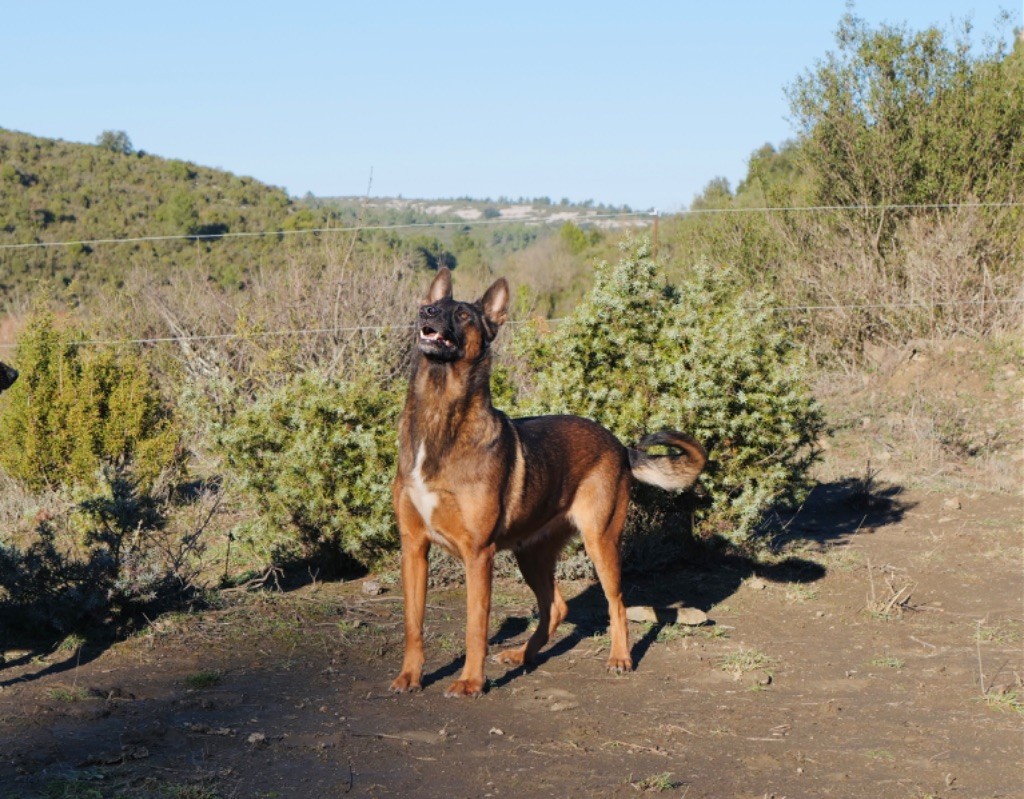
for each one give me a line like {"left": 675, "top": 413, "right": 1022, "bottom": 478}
{"left": 514, "top": 237, "right": 826, "bottom": 547}
{"left": 0, "top": 312, "right": 184, "bottom": 494}
{"left": 217, "top": 370, "right": 402, "bottom": 572}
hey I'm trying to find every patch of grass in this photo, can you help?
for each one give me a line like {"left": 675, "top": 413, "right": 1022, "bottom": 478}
{"left": 57, "top": 632, "right": 88, "bottom": 652}
{"left": 164, "top": 787, "right": 221, "bottom": 799}
{"left": 654, "top": 623, "right": 727, "bottom": 643}
{"left": 183, "top": 669, "right": 224, "bottom": 689}
{"left": 785, "top": 585, "right": 819, "bottom": 603}
{"left": 719, "top": 648, "right": 774, "bottom": 674}
{"left": 982, "top": 689, "right": 1024, "bottom": 715}
{"left": 977, "top": 620, "right": 1023, "bottom": 645}
{"left": 44, "top": 778, "right": 113, "bottom": 799}
{"left": 491, "top": 589, "right": 530, "bottom": 608}
{"left": 869, "top": 656, "right": 905, "bottom": 669}
{"left": 630, "top": 772, "right": 680, "bottom": 792}
{"left": 336, "top": 619, "right": 365, "bottom": 635}
{"left": 819, "top": 545, "right": 864, "bottom": 572}
{"left": 655, "top": 624, "right": 692, "bottom": 643}
{"left": 46, "top": 684, "right": 91, "bottom": 702}
{"left": 865, "top": 749, "right": 897, "bottom": 762}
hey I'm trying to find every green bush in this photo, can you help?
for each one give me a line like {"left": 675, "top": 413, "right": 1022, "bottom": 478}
{"left": 217, "top": 370, "right": 402, "bottom": 572}
{"left": 514, "top": 237, "right": 826, "bottom": 547}
{"left": 0, "top": 312, "right": 184, "bottom": 494}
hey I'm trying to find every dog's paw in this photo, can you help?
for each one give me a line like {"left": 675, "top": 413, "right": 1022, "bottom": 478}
{"left": 605, "top": 656, "right": 634, "bottom": 674}
{"left": 493, "top": 647, "right": 528, "bottom": 667}
{"left": 443, "top": 678, "right": 485, "bottom": 698}
{"left": 389, "top": 673, "right": 423, "bottom": 694}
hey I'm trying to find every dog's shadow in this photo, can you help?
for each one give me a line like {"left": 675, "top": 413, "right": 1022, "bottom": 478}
{"left": 419, "top": 549, "right": 825, "bottom": 692}
{"left": 422, "top": 478, "right": 913, "bottom": 692}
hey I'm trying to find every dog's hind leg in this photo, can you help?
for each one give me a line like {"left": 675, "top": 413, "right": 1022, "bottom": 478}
{"left": 495, "top": 523, "right": 572, "bottom": 668}
{"left": 572, "top": 471, "right": 633, "bottom": 673}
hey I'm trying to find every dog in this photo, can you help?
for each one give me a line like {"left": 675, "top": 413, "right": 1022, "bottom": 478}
{"left": 390, "top": 268, "right": 707, "bottom": 697}
{"left": 0, "top": 361, "right": 17, "bottom": 394}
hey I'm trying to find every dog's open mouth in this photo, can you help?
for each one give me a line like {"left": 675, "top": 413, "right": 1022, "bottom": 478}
{"left": 419, "top": 326, "right": 456, "bottom": 351}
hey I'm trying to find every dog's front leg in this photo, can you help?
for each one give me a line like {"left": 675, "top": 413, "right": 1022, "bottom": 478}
{"left": 390, "top": 495, "right": 431, "bottom": 693}
{"left": 445, "top": 545, "right": 495, "bottom": 698}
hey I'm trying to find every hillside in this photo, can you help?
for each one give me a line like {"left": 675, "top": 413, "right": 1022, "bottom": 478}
{"left": 0, "top": 128, "right": 339, "bottom": 302}
{"left": 0, "top": 128, "right": 626, "bottom": 310}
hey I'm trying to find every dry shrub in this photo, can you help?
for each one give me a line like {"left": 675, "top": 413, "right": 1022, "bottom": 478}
{"left": 762, "top": 204, "right": 1022, "bottom": 362}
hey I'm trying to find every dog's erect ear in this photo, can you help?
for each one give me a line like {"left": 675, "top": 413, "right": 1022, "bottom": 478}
{"left": 479, "top": 278, "right": 509, "bottom": 327}
{"left": 423, "top": 267, "right": 453, "bottom": 305}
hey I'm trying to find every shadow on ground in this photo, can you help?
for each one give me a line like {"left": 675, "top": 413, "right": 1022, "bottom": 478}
{"left": 422, "top": 476, "right": 915, "bottom": 692}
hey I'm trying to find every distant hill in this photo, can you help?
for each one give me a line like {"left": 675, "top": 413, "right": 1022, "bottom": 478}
{"left": 0, "top": 128, "right": 333, "bottom": 303}
{"left": 0, "top": 128, "right": 637, "bottom": 308}
{"left": 309, "top": 195, "right": 646, "bottom": 229}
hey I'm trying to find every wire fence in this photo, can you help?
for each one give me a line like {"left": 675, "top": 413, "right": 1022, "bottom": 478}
{"left": 0, "top": 298, "right": 1020, "bottom": 351}
{"left": 0, "top": 199, "right": 1020, "bottom": 351}
{"left": 0, "top": 200, "right": 1020, "bottom": 252}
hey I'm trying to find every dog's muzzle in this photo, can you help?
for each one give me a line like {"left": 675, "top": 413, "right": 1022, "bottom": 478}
{"left": 419, "top": 325, "right": 456, "bottom": 352}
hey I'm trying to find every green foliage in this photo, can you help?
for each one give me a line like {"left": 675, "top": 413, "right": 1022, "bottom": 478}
{"left": 404, "top": 234, "right": 457, "bottom": 272}
{"left": 217, "top": 370, "right": 403, "bottom": 571}
{"left": 159, "top": 190, "right": 200, "bottom": 235}
{"left": 95, "top": 129, "right": 134, "bottom": 155}
{"left": 0, "top": 312, "right": 183, "bottom": 494}
{"left": 786, "top": 13, "right": 1023, "bottom": 252}
{"left": 0, "top": 127, "right": 335, "bottom": 303}
{"left": 665, "top": 16, "right": 1022, "bottom": 360}
{"left": 514, "top": 238, "right": 826, "bottom": 545}
{"left": 558, "top": 221, "right": 601, "bottom": 254}
{"left": 691, "top": 176, "right": 733, "bottom": 209}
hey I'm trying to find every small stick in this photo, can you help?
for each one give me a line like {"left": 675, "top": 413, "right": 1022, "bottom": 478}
{"left": 975, "top": 620, "right": 986, "bottom": 696}
{"left": 603, "top": 739, "right": 668, "bottom": 756}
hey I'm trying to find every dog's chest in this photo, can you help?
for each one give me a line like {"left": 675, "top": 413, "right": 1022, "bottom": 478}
{"left": 406, "top": 443, "right": 456, "bottom": 552}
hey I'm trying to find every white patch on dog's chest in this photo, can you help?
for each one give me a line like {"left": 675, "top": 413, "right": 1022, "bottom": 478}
{"left": 408, "top": 443, "right": 439, "bottom": 526}
{"left": 407, "top": 443, "right": 456, "bottom": 553}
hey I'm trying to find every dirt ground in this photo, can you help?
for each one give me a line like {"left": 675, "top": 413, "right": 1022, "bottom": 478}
{"left": 1, "top": 340, "right": 1022, "bottom": 799}
{"left": 1, "top": 483, "right": 1020, "bottom": 799}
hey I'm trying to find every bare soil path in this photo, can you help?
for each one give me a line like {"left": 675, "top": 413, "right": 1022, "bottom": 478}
{"left": 1, "top": 485, "right": 1021, "bottom": 799}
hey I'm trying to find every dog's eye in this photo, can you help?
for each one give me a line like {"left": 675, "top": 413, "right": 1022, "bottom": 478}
{"left": 422, "top": 305, "right": 438, "bottom": 317}
{"left": 457, "top": 310, "right": 470, "bottom": 322}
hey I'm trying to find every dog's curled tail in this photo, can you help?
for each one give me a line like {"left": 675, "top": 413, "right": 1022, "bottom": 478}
{"left": 628, "top": 431, "right": 707, "bottom": 491}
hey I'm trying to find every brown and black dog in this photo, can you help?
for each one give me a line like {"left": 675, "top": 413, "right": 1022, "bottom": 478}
{"left": 390, "top": 268, "right": 707, "bottom": 697}
{"left": 0, "top": 361, "right": 17, "bottom": 394}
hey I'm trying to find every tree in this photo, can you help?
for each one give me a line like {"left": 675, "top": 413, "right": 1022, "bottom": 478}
{"left": 95, "top": 130, "right": 134, "bottom": 155}
{"left": 691, "top": 176, "right": 732, "bottom": 209}
{"left": 786, "top": 13, "right": 1023, "bottom": 251}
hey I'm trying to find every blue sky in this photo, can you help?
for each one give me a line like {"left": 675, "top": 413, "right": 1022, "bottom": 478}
{"left": 3, "top": 1, "right": 1019, "bottom": 211}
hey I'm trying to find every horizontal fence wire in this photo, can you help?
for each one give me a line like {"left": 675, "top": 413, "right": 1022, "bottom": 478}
{"left": 0, "top": 298, "right": 1020, "bottom": 350}
{"left": 0, "top": 201, "right": 1020, "bottom": 252}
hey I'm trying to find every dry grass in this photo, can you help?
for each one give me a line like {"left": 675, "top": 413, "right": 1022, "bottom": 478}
{"left": 814, "top": 336, "right": 1023, "bottom": 495}
{"left": 767, "top": 205, "right": 1022, "bottom": 364}
{"left": 719, "top": 648, "right": 774, "bottom": 674}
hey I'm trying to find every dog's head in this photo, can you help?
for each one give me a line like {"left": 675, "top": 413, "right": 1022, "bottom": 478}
{"left": 417, "top": 268, "right": 509, "bottom": 363}
{"left": 0, "top": 361, "right": 18, "bottom": 394}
